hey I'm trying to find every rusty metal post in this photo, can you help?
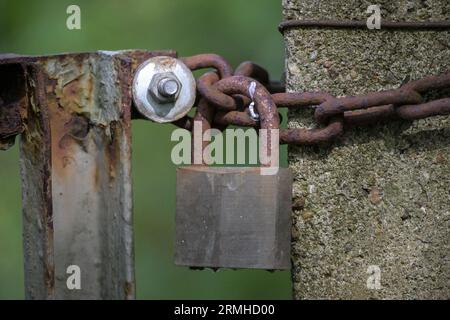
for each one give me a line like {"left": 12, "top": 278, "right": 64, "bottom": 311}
{"left": 0, "top": 50, "right": 175, "bottom": 299}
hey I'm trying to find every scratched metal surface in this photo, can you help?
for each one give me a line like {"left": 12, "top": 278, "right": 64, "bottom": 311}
{"left": 0, "top": 50, "right": 175, "bottom": 299}
{"left": 174, "top": 166, "right": 292, "bottom": 270}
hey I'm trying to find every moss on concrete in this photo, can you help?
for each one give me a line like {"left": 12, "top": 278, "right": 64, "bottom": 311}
{"left": 284, "top": 0, "right": 450, "bottom": 299}
{"left": 282, "top": 0, "right": 450, "bottom": 22}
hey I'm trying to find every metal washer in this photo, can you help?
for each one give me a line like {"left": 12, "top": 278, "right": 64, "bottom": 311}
{"left": 132, "top": 56, "right": 196, "bottom": 123}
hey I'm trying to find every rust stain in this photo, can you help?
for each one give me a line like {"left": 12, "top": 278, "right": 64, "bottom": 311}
{"left": 65, "top": 115, "right": 90, "bottom": 140}
{"left": 0, "top": 63, "right": 28, "bottom": 149}
{"left": 158, "top": 56, "right": 177, "bottom": 69}
{"left": 44, "top": 225, "right": 55, "bottom": 298}
{"left": 22, "top": 64, "right": 56, "bottom": 299}
{"left": 93, "top": 163, "right": 100, "bottom": 191}
{"left": 60, "top": 80, "right": 82, "bottom": 110}
{"left": 124, "top": 281, "right": 134, "bottom": 300}
{"left": 122, "top": 49, "right": 176, "bottom": 73}
{"left": 61, "top": 156, "right": 75, "bottom": 168}
{"left": 0, "top": 101, "right": 23, "bottom": 139}
{"left": 41, "top": 56, "right": 92, "bottom": 179}
{"left": 434, "top": 152, "right": 446, "bottom": 164}
{"left": 45, "top": 55, "right": 94, "bottom": 116}
{"left": 368, "top": 187, "right": 383, "bottom": 205}
{"left": 116, "top": 57, "right": 133, "bottom": 176}
{"left": 117, "top": 57, "right": 132, "bottom": 128}
{"left": 47, "top": 81, "right": 78, "bottom": 178}
{"left": 58, "top": 115, "right": 90, "bottom": 150}
{"left": 106, "top": 121, "right": 121, "bottom": 184}
{"left": 302, "top": 211, "right": 314, "bottom": 221}
{"left": 292, "top": 196, "right": 305, "bottom": 211}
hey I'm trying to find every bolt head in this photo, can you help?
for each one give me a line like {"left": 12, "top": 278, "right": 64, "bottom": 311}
{"left": 149, "top": 72, "right": 182, "bottom": 103}
{"left": 158, "top": 78, "right": 180, "bottom": 97}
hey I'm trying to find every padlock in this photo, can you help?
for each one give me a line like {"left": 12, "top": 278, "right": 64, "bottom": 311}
{"left": 174, "top": 78, "right": 292, "bottom": 270}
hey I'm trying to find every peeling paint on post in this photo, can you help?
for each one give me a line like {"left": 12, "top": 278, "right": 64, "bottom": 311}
{"left": 283, "top": 1, "right": 450, "bottom": 299}
{"left": 0, "top": 50, "right": 175, "bottom": 299}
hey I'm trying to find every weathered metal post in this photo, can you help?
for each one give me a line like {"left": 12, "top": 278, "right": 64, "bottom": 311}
{"left": 283, "top": 1, "right": 450, "bottom": 299}
{"left": 0, "top": 50, "right": 174, "bottom": 299}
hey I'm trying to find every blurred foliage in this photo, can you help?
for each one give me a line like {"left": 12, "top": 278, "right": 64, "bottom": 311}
{"left": 0, "top": 0, "right": 290, "bottom": 299}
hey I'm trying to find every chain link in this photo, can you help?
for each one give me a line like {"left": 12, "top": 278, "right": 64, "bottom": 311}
{"left": 178, "top": 54, "right": 450, "bottom": 145}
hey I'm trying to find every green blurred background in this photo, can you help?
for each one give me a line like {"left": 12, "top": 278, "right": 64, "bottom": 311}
{"left": 0, "top": 0, "right": 290, "bottom": 299}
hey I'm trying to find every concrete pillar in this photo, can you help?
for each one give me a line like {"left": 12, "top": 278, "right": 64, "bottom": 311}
{"left": 283, "top": 0, "right": 450, "bottom": 299}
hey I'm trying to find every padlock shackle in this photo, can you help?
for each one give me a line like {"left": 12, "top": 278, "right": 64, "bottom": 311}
{"left": 191, "top": 73, "right": 280, "bottom": 167}
{"left": 214, "top": 76, "right": 280, "bottom": 167}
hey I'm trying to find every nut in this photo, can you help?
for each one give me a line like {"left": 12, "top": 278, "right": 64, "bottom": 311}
{"left": 149, "top": 72, "right": 182, "bottom": 103}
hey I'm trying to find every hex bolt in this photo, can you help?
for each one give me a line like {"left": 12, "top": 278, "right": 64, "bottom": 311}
{"left": 158, "top": 77, "right": 180, "bottom": 98}
{"left": 147, "top": 72, "right": 183, "bottom": 104}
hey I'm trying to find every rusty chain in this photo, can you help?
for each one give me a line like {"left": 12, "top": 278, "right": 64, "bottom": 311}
{"left": 178, "top": 53, "right": 450, "bottom": 145}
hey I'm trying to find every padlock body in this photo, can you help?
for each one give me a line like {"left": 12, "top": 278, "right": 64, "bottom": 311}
{"left": 174, "top": 166, "right": 292, "bottom": 269}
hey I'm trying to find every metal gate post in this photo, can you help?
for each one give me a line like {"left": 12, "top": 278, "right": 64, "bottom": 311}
{"left": 0, "top": 50, "right": 175, "bottom": 299}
